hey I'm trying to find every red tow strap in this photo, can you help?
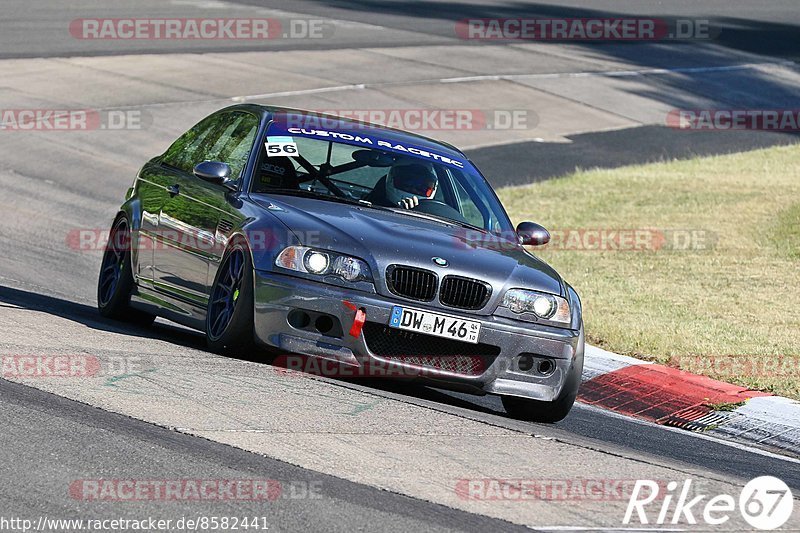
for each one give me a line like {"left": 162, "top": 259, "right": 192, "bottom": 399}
{"left": 342, "top": 300, "right": 367, "bottom": 338}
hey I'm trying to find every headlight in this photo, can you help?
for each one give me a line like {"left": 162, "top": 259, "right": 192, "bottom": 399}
{"left": 501, "top": 289, "right": 571, "bottom": 325}
{"left": 304, "top": 250, "right": 330, "bottom": 274}
{"left": 276, "top": 246, "right": 371, "bottom": 283}
{"left": 331, "top": 255, "right": 369, "bottom": 282}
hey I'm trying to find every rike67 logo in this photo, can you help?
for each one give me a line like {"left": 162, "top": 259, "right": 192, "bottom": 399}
{"left": 624, "top": 477, "right": 794, "bottom": 530}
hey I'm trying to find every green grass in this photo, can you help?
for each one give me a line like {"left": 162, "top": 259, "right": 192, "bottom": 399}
{"left": 773, "top": 202, "right": 800, "bottom": 260}
{"left": 705, "top": 401, "right": 747, "bottom": 412}
{"left": 497, "top": 145, "right": 800, "bottom": 398}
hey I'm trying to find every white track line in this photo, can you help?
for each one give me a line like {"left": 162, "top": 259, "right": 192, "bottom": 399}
{"left": 229, "top": 60, "right": 795, "bottom": 103}
{"left": 439, "top": 60, "right": 796, "bottom": 83}
{"left": 231, "top": 83, "right": 367, "bottom": 102}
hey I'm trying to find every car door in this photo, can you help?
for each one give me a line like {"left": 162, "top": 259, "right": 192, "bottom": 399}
{"left": 133, "top": 160, "right": 173, "bottom": 285}
{"left": 153, "top": 110, "right": 259, "bottom": 307}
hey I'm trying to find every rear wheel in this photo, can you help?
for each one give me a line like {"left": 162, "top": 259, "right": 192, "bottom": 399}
{"left": 97, "top": 216, "right": 155, "bottom": 326}
{"left": 206, "top": 239, "right": 256, "bottom": 354}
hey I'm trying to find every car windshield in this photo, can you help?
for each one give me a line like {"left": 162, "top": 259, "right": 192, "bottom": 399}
{"left": 253, "top": 118, "right": 515, "bottom": 234}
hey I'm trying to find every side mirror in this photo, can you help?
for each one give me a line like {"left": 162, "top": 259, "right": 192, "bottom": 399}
{"left": 193, "top": 161, "right": 236, "bottom": 191}
{"left": 516, "top": 221, "right": 550, "bottom": 246}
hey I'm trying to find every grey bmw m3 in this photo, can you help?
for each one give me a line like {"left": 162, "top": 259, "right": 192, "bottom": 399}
{"left": 97, "top": 105, "right": 584, "bottom": 422}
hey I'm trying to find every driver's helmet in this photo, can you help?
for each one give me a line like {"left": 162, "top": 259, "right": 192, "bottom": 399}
{"left": 385, "top": 160, "right": 438, "bottom": 206}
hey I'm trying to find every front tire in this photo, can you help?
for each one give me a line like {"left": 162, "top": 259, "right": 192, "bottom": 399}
{"left": 97, "top": 215, "right": 155, "bottom": 326}
{"left": 206, "top": 238, "right": 256, "bottom": 354}
{"left": 501, "top": 391, "right": 577, "bottom": 423}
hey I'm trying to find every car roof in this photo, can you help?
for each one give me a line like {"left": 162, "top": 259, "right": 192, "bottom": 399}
{"left": 223, "top": 104, "right": 467, "bottom": 159}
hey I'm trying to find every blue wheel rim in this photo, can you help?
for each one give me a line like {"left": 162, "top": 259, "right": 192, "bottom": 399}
{"left": 209, "top": 248, "right": 245, "bottom": 339}
{"left": 98, "top": 219, "right": 128, "bottom": 306}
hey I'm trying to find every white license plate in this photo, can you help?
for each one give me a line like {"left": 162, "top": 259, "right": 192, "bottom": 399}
{"left": 388, "top": 306, "right": 481, "bottom": 344}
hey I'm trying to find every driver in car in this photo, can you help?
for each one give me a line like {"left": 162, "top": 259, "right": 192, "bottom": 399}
{"left": 381, "top": 161, "right": 439, "bottom": 209}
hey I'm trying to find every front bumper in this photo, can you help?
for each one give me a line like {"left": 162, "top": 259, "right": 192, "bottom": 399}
{"left": 253, "top": 270, "right": 583, "bottom": 402}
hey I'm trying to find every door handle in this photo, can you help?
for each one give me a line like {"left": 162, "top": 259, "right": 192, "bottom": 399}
{"left": 167, "top": 184, "right": 180, "bottom": 197}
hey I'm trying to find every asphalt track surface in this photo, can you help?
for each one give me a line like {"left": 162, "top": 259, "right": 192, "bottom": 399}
{"left": 1, "top": 0, "right": 800, "bottom": 530}
{"left": 5, "top": 0, "right": 800, "bottom": 180}
{"left": 4, "top": 0, "right": 800, "bottom": 59}
{"left": 7, "top": 281, "right": 799, "bottom": 492}
{"left": 2, "top": 286, "right": 799, "bottom": 529}
{"left": 469, "top": 126, "right": 800, "bottom": 186}
{"left": 0, "top": 377, "right": 529, "bottom": 533}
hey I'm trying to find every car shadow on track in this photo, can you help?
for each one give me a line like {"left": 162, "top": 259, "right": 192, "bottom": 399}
{"left": 0, "top": 284, "right": 508, "bottom": 418}
{"left": 240, "top": 349, "right": 511, "bottom": 418}
{"left": 0, "top": 285, "right": 207, "bottom": 351}
{"left": 468, "top": 126, "right": 800, "bottom": 187}
{"left": 343, "top": 378, "right": 507, "bottom": 417}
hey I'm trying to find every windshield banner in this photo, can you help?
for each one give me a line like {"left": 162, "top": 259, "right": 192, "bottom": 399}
{"left": 267, "top": 121, "right": 467, "bottom": 170}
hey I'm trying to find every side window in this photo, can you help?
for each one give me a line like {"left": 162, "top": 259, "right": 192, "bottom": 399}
{"left": 162, "top": 115, "right": 222, "bottom": 173}
{"left": 203, "top": 113, "right": 259, "bottom": 180}
{"left": 162, "top": 112, "right": 259, "bottom": 180}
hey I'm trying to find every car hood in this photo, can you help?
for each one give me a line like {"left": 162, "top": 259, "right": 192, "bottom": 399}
{"left": 251, "top": 194, "right": 565, "bottom": 306}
